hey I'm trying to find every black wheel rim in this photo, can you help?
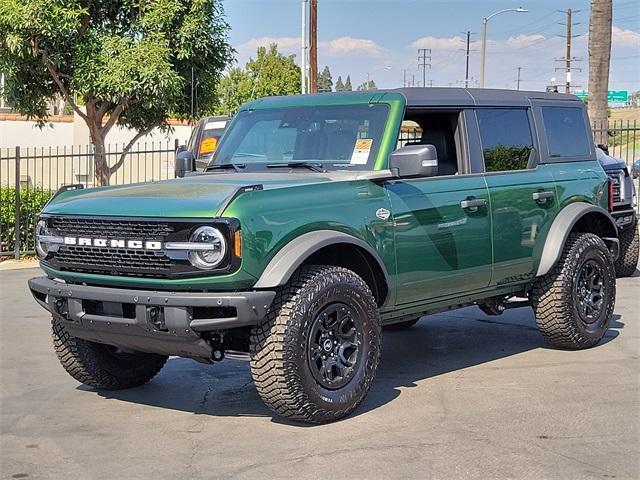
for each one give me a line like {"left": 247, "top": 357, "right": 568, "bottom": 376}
{"left": 575, "top": 259, "right": 606, "bottom": 328}
{"left": 307, "top": 302, "right": 362, "bottom": 390}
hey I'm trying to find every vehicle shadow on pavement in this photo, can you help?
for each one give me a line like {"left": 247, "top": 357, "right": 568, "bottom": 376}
{"left": 89, "top": 306, "right": 623, "bottom": 426}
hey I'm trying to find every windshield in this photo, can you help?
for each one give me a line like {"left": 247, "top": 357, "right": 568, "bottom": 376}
{"left": 208, "top": 104, "right": 389, "bottom": 171}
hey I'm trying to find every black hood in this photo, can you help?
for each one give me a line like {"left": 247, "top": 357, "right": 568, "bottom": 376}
{"left": 596, "top": 147, "right": 626, "bottom": 172}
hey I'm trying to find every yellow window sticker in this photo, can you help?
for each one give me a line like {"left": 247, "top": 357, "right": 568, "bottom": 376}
{"left": 199, "top": 137, "right": 218, "bottom": 155}
{"left": 350, "top": 138, "right": 373, "bottom": 165}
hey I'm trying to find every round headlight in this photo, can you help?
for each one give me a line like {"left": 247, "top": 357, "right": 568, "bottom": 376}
{"left": 188, "top": 226, "right": 227, "bottom": 270}
{"left": 35, "top": 219, "right": 49, "bottom": 258}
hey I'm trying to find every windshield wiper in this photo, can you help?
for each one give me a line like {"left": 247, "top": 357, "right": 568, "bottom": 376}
{"left": 205, "top": 163, "right": 245, "bottom": 172}
{"left": 266, "top": 162, "right": 325, "bottom": 173}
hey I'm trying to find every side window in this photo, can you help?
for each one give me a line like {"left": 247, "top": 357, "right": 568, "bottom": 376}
{"left": 186, "top": 123, "right": 200, "bottom": 152}
{"left": 541, "top": 106, "right": 590, "bottom": 157}
{"left": 477, "top": 108, "right": 533, "bottom": 172}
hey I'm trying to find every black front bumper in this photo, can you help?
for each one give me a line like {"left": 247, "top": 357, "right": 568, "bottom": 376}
{"left": 28, "top": 277, "right": 275, "bottom": 359}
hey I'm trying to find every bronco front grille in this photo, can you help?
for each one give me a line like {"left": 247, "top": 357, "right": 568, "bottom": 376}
{"left": 45, "top": 216, "right": 184, "bottom": 278}
{"left": 42, "top": 215, "right": 238, "bottom": 279}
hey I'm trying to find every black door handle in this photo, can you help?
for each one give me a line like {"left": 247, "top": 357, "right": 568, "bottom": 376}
{"left": 460, "top": 198, "right": 487, "bottom": 210}
{"left": 532, "top": 191, "right": 555, "bottom": 201}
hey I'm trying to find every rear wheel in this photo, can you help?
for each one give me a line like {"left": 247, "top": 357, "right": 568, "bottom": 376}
{"left": 52, "top": 320, "right": 168, "bottom": 389}
{"left": 532, "top": 233, "right": 615, "bottom": 349}
{"left": 250, "top": 265, "right": 381, "bottom": 424}
{"left": 614, "top": 222, "right": 639, "bottom": 277}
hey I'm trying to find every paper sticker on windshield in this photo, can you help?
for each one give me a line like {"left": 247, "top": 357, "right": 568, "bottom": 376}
{"left": 350, "top": 138, "right": 373, "bottom": 165}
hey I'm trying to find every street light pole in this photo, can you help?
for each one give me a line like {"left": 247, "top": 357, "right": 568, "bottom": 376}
{"left": 366, "top": 64, "right": 392, "bottom": 90}
{"left": 479, "top": 7, "right": 528, "bottom": 88}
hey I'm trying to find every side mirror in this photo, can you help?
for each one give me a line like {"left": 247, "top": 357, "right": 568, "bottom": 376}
{"left": 389, "top": 144, "right": 438, "bottom": 178}
{"left": 175, "top": 150, "right": 196, "bottom": 178}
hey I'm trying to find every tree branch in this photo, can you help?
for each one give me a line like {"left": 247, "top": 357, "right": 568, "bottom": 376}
{"left": 101, "top": 99, "right": 127, "bottom": 136}
{"left": 43, "top": 59, "right": 89, "bottom": 122}
{"left": 109, "top": 127, "right": 153, "bottom": 176}
{"left": 38, "top": 44, "right": 88, "bottom": 123}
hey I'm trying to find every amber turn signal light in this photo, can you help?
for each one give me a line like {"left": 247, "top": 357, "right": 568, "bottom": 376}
{"left": 234, "top": 230, "right": 242, "bottom": 258}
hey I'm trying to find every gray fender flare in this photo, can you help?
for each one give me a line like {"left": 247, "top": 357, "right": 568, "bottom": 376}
{"left": 536, "top": 202, "right": 618, "bottom": 277}
{"left": 253, "top": 230, "right": 390, "bottom": 296}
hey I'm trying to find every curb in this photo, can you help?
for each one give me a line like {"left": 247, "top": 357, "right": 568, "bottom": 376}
{"left": 0, "top": 260, "right": 41, "bottom": 271}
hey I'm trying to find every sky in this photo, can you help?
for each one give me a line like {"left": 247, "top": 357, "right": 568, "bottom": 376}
{"left": 222, "top": 0, "right": 640, "bottom": 93}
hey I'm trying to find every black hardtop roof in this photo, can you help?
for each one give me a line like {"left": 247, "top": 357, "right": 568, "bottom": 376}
{"left": 389, "top": 87, "right": 582, "bottom": 108}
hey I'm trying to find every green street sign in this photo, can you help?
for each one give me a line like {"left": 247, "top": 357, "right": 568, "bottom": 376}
{"left": 573, "top": 90, "right": 628, "bottom": 103}
{"left": 608, "top": 90, "right": 628, "bottom": 102}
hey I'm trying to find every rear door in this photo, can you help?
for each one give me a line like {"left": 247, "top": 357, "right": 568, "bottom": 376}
{"left": 472, "top": 107, "right": 559, "bottom": 285}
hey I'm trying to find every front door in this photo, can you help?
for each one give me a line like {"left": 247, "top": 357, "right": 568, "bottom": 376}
{"left": 386, "top": 175, "right": 492, "bottom": 305}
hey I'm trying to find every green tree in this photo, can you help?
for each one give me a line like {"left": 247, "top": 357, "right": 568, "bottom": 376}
{"left": 344, "top": 75, "right": 353, "bottom": 91}
{"left": 335, "top": 75, "right": 344, "bottom": 92}
{"left": 215, "top": 44, "right": 300, "bottom": 115}
{"left": 0, "top": 0, "right": 233, "bottom": 185}
{"left": 317, "top": 65, "right": 333, "bottom": 92}
{"left": 357, "top": 79, "right": 377, "bottom": 91}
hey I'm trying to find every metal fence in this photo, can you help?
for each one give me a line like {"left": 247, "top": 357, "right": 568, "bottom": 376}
{"left": 2, "top": 122, "right": 639, "bottom": 258}
{"left": 0, "top": 140, "right": 180, "bottom": 258}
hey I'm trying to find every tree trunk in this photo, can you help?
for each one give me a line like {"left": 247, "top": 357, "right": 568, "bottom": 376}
{"left": 93, "top": 135, "right": 111, "bottom": 186}
{"left": 588, "top": 0, "right": 612, "bottom": 145}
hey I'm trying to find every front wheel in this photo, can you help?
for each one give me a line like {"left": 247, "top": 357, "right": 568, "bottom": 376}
{"left": 532, "top": 233, "right": 616, "bottom": 349}
{"left": 52, "top": 320, "right": 168, "bottom": 389}
{"left": 250, "top": 265, "right": 381, "bottom": 424}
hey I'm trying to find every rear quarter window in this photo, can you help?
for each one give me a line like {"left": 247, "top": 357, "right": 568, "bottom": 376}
{"left": 541, "top": 106, "right": 591, "bottom": 158}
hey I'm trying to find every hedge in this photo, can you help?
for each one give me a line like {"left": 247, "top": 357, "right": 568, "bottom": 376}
{"left": 0, "top": 187, "right": 53, "bottom": 254}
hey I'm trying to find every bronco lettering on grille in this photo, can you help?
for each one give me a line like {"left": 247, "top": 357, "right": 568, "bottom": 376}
{"left": 63, "top": 237, "right": 162, "bottom": 250}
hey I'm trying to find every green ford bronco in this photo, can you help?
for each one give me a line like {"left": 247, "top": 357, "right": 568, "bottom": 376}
{"left": 29, "top": 88, "right": 621, "bottom": 424}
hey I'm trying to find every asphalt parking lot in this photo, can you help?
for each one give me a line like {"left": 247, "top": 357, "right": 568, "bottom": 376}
{"left": 1, "top": 266, "right": 638, "bottom": 480}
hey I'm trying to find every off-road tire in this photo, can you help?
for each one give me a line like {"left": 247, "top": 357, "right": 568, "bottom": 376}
{"left": 250, "top": 265, "right": 381, "bottom": 424}
{"left": 532, "top": 233, "right": 616, "bottom": 349}
{"left": 383, "top": 318, "right": 419, "bottom": 331}
{"left": 614, "top": 222, "right": 639, "bottom": 277}
{"left": 52, "top": 319, "right": 168, "bottom": 389}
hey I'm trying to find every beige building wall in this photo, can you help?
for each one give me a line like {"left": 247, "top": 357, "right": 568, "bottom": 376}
{"left": 0, "top": 113, "right": 193, "bottom": 190}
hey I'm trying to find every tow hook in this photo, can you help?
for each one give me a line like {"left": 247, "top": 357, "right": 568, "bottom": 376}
{"left": 54, "top": 298, "right": 69, "bottom": 317}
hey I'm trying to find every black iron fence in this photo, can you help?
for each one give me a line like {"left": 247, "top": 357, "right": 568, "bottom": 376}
{"left": 2, "top": 122, "right": 639, "bottom": 259}
{"left": 0, "top": 140, "right": 180, "bottom": 258}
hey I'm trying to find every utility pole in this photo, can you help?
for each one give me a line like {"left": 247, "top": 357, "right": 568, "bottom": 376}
{"left": 417, "top": 48, "right": 431, "bottom": 88}
{"left": 402, "top": 69, "right": 407, "bottom": 87}
{"left": 565, "top": 8, "right": 572, "bottom": 94}
{"left": 300, "top": 0, "right": 308, "bottom": 94}
{"left": 515, "top": 67, "right": 523, "bottom": 90}
{"left": 556, "top": 8, "right": 582, "bottom": 94}
{"left": 462, "top": 31, "right": 476, "bottom": 88}
{"left": 309, "top": 0, "right": 318, "bottom": 93}
{"left": 465, "top": 31, "right": 471, "bottom": 88}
